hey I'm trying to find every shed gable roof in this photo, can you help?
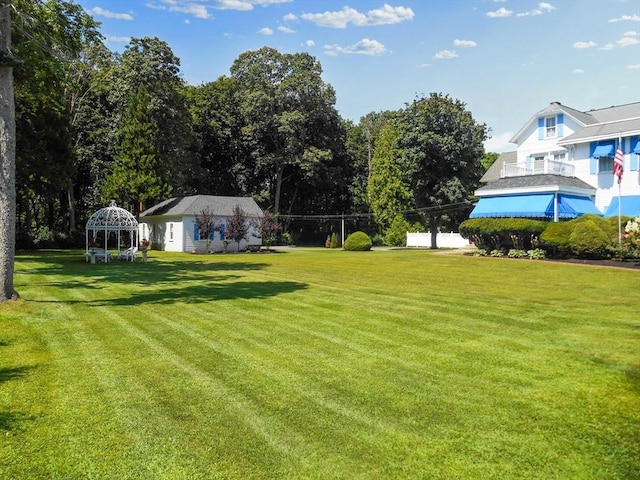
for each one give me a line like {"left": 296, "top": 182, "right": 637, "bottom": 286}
{"left": 141, "top": 195, "right": 263, "bottom": 218}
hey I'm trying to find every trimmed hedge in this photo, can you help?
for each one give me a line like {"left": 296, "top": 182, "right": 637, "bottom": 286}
{"left": 343, "top": 231, "right": 373, "bottom": 251}
{"left": 459, "top": 218, "right": 547, "bottom": 250}
{"left": 540, "top": 214, "right": 623, "bottom": 259}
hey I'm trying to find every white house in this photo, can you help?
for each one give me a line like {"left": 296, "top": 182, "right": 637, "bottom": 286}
{"left": 472, "top": 101, "right": 640, "bottom": 220}
{"left": 139, "top": 195, "right": 264, "bottom": 253}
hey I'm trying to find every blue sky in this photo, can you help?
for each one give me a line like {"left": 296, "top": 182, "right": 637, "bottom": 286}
{"left": 75, "top": 0, "right": 640, "bottom": 152}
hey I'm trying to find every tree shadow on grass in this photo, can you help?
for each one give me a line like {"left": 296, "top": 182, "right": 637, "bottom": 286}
{"left": 17, "top": 251, "right": 308, "bottom": 306}
{"left": 0, "top": 366, "right": 34, "bottom": 432}
{"left": 31, "top": 280, "right": 308, "bottom": 306}
{"left": 18, "top": 252, "right": 270, "bottom": 288}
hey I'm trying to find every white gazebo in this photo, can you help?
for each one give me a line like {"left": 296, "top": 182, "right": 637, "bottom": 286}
{"left": 85, "top": 201, "right": 138, "bottom": 262}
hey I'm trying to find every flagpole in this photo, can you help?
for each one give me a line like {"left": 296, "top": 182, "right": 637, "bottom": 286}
{"left": 618, "top": 181, "right": 621, "bottom": 245}
{"left": 614, "top": 133, "right": 623, "bottom": 245}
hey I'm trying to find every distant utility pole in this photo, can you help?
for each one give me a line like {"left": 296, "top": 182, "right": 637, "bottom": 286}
{"left": 0, "top": 0, "right": 19, "bottom": 301}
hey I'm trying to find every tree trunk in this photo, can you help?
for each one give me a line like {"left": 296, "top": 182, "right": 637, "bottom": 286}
{"left": 0, "top": 1, "right": 18, "bottom": 301}
{"left": 429, "top": 214, "right": 439, "bottom": 250}
{"left": 67, "top": 178, "right": 76, "bottom": 233}
{"left": 274, "top": 163, "right": 283, "bottom": 215}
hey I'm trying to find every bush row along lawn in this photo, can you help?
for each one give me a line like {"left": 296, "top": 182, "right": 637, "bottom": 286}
{"left": 1, "top": 249, "right": 639, "bottom": 479}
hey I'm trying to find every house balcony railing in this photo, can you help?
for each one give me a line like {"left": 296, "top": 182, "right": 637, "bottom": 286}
{"left": 501, "top": 159, "right": 574, "bottom": 178}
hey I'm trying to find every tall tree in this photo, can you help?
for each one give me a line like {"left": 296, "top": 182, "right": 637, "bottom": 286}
{"left": 0, "top": 0, "right": 17, "bottom": 300}
{"left": 105, "top": 37, "right": 193, "bottom": 198}
{"left": 344, "top": 110, "right": 396, "bottom": 213}
{"left": 184, "top": 77, "right": 245, "bottom": 195}
{"left": 368, "top": 120, "right": 413, "bottom": 233}
{"left": 12, "top": 0, "right": 103, "bottom": 236}
{"left": 229, "top": 47, "right": 342, "bottom": 215}
{"left": 398, "top": 93, "right": 487, "bottom": 247}
{"left": 102, "top": 84, "right": 171, "bottom": 212}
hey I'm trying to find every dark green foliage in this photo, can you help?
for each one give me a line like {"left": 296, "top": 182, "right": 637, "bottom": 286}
{"left": 343, "top": 231, "right": 372, "bottom": 251}
{"left": 102, "top": 85, "right": 172, "bottom": 211}
{"left": 459, "top": 218, "right": 547, "bottom": 250}
{"left": 540, "top": 214, "right": 620, "bottom": 259}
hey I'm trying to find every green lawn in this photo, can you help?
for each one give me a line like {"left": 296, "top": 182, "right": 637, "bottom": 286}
{"left": 1, "top": 249, "right": 638, "bottom": 479}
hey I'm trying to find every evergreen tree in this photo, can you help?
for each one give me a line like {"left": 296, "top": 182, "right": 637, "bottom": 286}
{"left": 102, "top": 84, "right": 171, "bottom": 212}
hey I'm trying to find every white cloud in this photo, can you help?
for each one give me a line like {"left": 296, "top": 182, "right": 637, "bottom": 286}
{"left": 214, "top": 0, "right": 291, "bottom": 10}
{"left": 628, "top": 64, "right": 640, "bottom": 70}
{"left": 516, "top": 2, "right": 556, "bottom": 17}
{"left": 453, "top": 39, "right": 477, "bottom": 48}
{"left": 302, "top": 5, "right": 414, "bottom": 29}
{"left": 417, "top": 63, "right": 433, "bottom": 68}
{"left": 302, "top": 40, "right": 315, "bottom": 47}
{"left": 283, "top": 13, "right": 297, "bottom": 22}
{"left": 258, "top": 27, "right": 274, "bottom": 35}
{"left": 572, "top": 68, "right": 584, "bottom": 74}
{"left": 147, "top": 1, "right": 211, "bottom": 18}
{"left": 608, "top": 14, "right": 640, "bottom": 23}
{"left": 434, "top": 49, "right": 458, "bottom": 59}
{"left": 573, "top": 41, "right": 597, "bottom": 49}
{"left": 618, "top": 36, "right": 640, "bottom": 47}
{"left": 89, "top": 7, "right": 133, "bottom": 20}
{"left": 324, "top": 39, "right": 388, "bottom": 56}
{"left": 486, "top": 7, "right": 512, "bottom": 18}
{"left": 278, "top": 26, "right": 295, "bottom": 33}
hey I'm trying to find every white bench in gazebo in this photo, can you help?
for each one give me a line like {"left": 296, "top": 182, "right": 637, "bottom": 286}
{"left": 85, "top": 201, "right": 139, "bottom": 264}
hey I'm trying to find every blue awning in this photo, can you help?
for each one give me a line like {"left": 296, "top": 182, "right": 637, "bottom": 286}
{"left": 470, "top": 194, "right": 554, "bottom": 218}
{"left": 604, "top": 195, "right": 640, "bottom": 217}
{"left": 557, "top": 195, "right": 602, "bottom": 218}
{"left": 592, "top": 144, "right": 614, "bottom": 158}
{"left": 633, "top": 140, "right": 640, "bottom": 154}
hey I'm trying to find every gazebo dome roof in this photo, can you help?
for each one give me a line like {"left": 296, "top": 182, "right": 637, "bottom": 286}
{"left": 86, "top": 201, "right": 138, "bottom": 230}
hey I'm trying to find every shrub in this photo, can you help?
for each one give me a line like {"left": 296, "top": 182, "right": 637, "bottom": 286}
{"left": 540, "top": 214, "right": 619, "bottom": 259}
{"left": 508, "top": 249, "right": 528, "bottom": 258}
{"left": 569, "top": 219, "right": 611, "bottom": 259}
{"left": 540, "top": 221, "right": 573, "bottom": 257}
{"left": 459, "top": 218, "right": 547, "bottom": 250}
{"left": 330, "top": 232, "right": 339, "bottom": 248}
{"left": 343, "top": 231, "right": 372, "bottom": 251}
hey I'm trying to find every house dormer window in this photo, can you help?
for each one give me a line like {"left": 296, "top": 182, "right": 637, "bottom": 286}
{"left": 545, "top": 117, "right": 556, "bottom": 138}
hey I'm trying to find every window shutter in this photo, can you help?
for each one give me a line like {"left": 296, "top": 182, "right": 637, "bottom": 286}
{"left": 193, "top": 223, "right": 199, "bottom": 241}
{"left": 631, "top": 136, "right": 639, "bottom": 171}
{"left": 589, "top": 142, "right": 597, "bottom": 174}
{"left": 537, "top": 118, "right": 544, "bottom": 140}
{"left": 219, "top": 224, "right": 226, "bottom": 241}
{"left": 557, "top": 114, "right": 563, "bottom": 137}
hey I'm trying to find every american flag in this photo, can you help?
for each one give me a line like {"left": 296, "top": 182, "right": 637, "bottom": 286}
{"left": 613, "top": 137, "right": 624, "bottom": 184}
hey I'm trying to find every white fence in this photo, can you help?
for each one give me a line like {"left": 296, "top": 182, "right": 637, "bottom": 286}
{"left": 406, "top": 232, "right": 470, "bottom": 249}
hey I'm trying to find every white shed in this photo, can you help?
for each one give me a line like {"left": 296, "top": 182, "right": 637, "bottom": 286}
{"left": 139, "top": 195, "right": 264, "bottom": 253}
